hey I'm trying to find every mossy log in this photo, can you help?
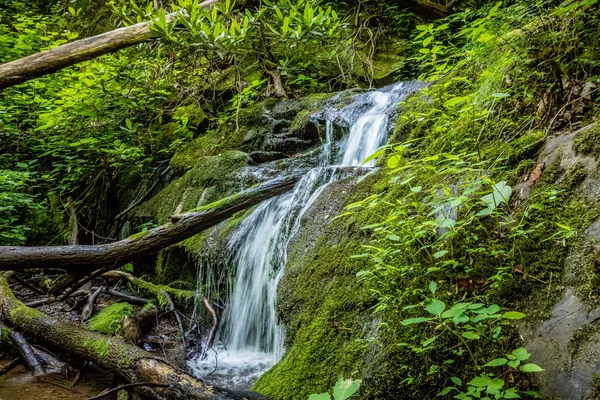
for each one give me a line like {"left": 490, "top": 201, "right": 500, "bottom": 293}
{"left": 0, "top": 175, "right": 300, "bottom": 271}
{"left": 0, "top": 275, "right": 268, "bottom": 400}
{"left": 0, "top": 1, "right": 218, "bottom": 90}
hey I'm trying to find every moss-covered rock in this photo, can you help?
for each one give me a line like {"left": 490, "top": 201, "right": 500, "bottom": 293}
{"left": 172, "top": 103, "right": 207, "bottom": 132}
{"left": 574, "top": 122, "right": 600, "bottom": 157}
{"left": 133, "top": 150, "right": 250, "bottom": 224}
{"left": 254, "top": 175, "right": 378, "bottom": 399}
{"left": 170, "top": 94, "right": 334, "bottom": 175}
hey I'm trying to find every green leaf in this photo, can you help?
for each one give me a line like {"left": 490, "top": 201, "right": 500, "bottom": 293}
{"left": 387, "top": 154, "right": 402, "bottom": 168}
{"left": 484, "top": 358, "right": 507, "bottom": 367}
{"left": 504, "top": 388, "right": 521, "bottom": 399}
{"left": 453, "top": 313, "right": 470, "bottom": 324}
{"left": 468, "top": 375, "right": 491, "bottom": 387}
{"left": 434, "top": 250, "right": 448, "bottom": 259}
{"left": 462, "top": 332, "right": 480, "bottom": 340}
{"left": 309, "top": 394, "right": 331, "bottom": 400}
{"left": 437, "top": 387, "right": 457, "bottom": 396}
{"left": 426, "top": 299, "right": 446, "bottom": 316}
{"left": 481, "top": 181, "right": 512, "bottom": 209}
{"left": 450, "top": 376, "right": 462, "bottom": 386}
{"left": 422, "top": 335, "right": 438, "bottom": 347}
{"left": 362, "top": 147, "right": 388, "bottom": 165}
{"left": 502, "top": 311, "right": 526, "bottom": 320}
{"left": 487, "top": 378, "right": 504, "bottom": 392}
{"left": 429, "top": 281, "right": 437, "bottom": 295}
{"left": 491, "top": 93, "right": 511, "bottom": 98}
{"left": 332, "top": 378, "right": 361, "bottom": 400}
{"left": 402, "top": 317, "right": 433, "bottom": 325}
{"left": 520, "top": 364, "right": 544, "bottom": 373}
{"left": 512, "top": 348, "right": 531, "bottom": 361}
{"left": 443, "top": 96, "right": 467, "bottom": 108}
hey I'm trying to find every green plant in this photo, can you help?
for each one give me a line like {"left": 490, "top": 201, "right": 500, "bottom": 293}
{"left": 123, "top": 0, "right": 353, "bottom": 93}
{"left": 342, "top": 145, "right": 573, "bottom": 394}
{"left": 308, "top": 377, "right": 362, "bottom": 400}
{"left": 401, "top": 284, "right": 543, "bottom": 398}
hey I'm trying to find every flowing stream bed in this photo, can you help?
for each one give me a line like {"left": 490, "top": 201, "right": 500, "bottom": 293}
{"left": 187, "top": 81, "right": 424, "bottom": 389}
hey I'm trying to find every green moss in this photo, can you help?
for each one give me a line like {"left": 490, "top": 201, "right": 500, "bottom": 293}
{"left": 254, "top": 177, "right": 376, "bottom": 399}
{"left": 573, "top": 123, "right": 600, "bottom": 156}
{"left": 172, "top": 103, "right": 207, "bottom": 129}
{"left": 82, "top": 337, "right": 111, "bottom": 358}
{"left": 127, "top": 276, "right": 194, "bottom": 309}
{"left": 88, "top": 303, "right": 134, "bottom": 335}
{"left": 128, "top": 230, "right": 150, "bottom": 240}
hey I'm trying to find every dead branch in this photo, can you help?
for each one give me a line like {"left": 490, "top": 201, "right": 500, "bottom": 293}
{"left": 202, "top": 296, "right": 219, "bottom": 350}
{"left": 162, "top": 290, "right": 186, "bottom": 348}
{"left": 0, "top": 323, "right": 44, "bottom": 375}
{"left": 0, "top": 358, "right": 21, "bottom": 375}
{"left": 82, "top": 286, "right": 105, "bottom": 321}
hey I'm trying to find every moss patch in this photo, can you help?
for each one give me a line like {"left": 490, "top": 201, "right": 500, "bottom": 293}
{"left": 574, "top": 123, "right": 600, "bottom": 156}
{"left": 88, "top": 303, "right": 134, "bottom": 335}
{"left": 254, "top": 177, "right": 376, "bottom": 399}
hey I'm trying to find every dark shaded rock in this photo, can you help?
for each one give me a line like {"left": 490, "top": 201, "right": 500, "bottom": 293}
{"left": 249, "top": 151, "right": 289, "bottom": 164}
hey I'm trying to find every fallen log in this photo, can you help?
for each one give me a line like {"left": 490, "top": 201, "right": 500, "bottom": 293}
{"left": 0, "top": 275, "right": 268, "bottom": 400}
{"left": 0, "top": 323, "right": 44, "bottom": 375}
{"left": 0, "top": 175, "right": 300, "bottom": 271}
{"left": 102, "top": 270, "right": 194, "bottom": 307}
{"left": 0, "top": 1, "right": 218, "bottom": 90}
{"left": 0, "top": 358, "right": 20, "bottom": 375}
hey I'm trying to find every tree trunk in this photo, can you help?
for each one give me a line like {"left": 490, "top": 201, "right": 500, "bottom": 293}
{"left": 264, "top": 69, "right": 288, "bottom": 99}
{"left": 0, "top": 275, "right": 268, "bottom": 400}
{"left": 0, "top": 1, "right": 218, "bottom": 90}
{"left": 0, "top": 175, "right": 300, "bottom": 271}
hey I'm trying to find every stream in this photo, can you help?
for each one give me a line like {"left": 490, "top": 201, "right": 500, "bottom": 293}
{"left": 186, "top": 81, "right": 425, "bottom": 389}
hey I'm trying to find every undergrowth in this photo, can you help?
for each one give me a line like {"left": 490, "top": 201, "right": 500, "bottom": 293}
{"left": 340, "top": 0, "right": 600, "bottom": 397}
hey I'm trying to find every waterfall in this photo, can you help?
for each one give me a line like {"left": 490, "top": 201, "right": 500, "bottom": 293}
{"left": 187, "top": 81, "right": 424, "bottom": 388}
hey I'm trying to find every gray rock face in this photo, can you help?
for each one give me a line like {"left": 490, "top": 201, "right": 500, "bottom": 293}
{"left": 539, "top": 130, "right": 597, "bottom": 172}
{"left": 524, "top": 288, "right": 600, "bottom": 399}
{"left": 521, "top": 122, "right": 600, "bottom": 399}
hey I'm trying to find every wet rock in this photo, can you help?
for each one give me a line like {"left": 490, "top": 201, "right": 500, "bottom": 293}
{"left": 249, "top": 151, "right": 289, "bottom": 164}
{"left": 523, "top": 288, "right": 600, "bottom": 399}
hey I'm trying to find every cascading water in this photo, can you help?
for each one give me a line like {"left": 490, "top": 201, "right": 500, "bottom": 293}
{"left": 187, "top": 81, "right": 424, "bottom": 388}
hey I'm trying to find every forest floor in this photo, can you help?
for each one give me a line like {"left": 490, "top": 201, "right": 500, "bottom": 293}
{"left": 0, "top": 362, "right": 116, "bottom": 400}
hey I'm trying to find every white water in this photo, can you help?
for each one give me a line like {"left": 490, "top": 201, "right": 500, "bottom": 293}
{"left": 187, "top": 81, "right": 423, "bottom": 388}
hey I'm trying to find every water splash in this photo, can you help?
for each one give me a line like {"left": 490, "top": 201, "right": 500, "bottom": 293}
{"left": 188, "top": 81, "right": 424, "bottom": 388}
